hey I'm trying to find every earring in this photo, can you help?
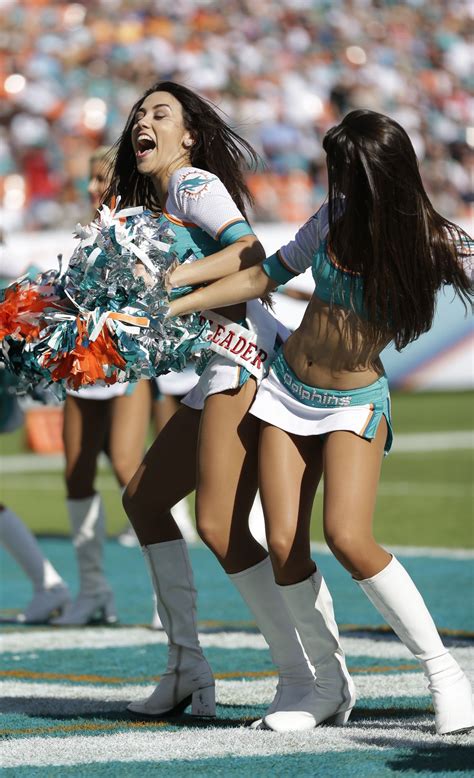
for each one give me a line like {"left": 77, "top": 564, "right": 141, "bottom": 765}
{"left": 184, "top": 139, "right": 193, "bottom": 148}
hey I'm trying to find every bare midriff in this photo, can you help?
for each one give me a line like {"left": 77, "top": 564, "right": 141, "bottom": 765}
{"left": 282, "top": 294, "right": 389, "bottom": 390}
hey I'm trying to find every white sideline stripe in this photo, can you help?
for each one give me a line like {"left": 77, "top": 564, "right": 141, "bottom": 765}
{"left": 310, "top": 542, "right": 474, "bottom": 559}
{"left": 1, "top": 717, "right": 472, "bottom": 768}
{"left": 0, "top": 454, "right": 86, "bottom": 473}
{"left": 392, "top": 430, "right": 473, "bottom": 452}
{"left": 1, "top": 628, "right": 473, "bottom": 663}
{"left": 1, "top": 429, "right": 472, "bottom": 474}
{"left": 1, "top": 474, "right": 472, "bottom": 500}
{"left": 377, "top": 482, "right": 471, "bottom": 497}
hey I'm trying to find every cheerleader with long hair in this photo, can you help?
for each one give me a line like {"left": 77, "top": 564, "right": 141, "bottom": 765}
{"left": 115, "top": 81, "right": 353, "bottom": 725}
{"left": 167, "top": 109, "right": 473, "bottom": 734}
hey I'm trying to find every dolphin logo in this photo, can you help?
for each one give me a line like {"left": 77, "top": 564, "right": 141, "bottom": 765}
{"left": 177, "top": 174, "right": 217, "bottom": 196}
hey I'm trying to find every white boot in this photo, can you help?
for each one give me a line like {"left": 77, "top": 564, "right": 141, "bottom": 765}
{"left": 150, "top": 592, "right": 163, "bottom": 630}
{"left": 248, "top": 493, "right": 268, "bottom": 549}
{"left": 263, "top": 569, "right": 356, "bottom": 732}
{"left": 357, "top": 555, "right": 473, "bottom": 735}
{"left": 0, "top": 507, "right": 70, "bottom": 623}
{"left": 127, "top": 539, "right": 215, "bottom": 717}
{"left": 52, "top": 495, "right": 117, "bottom": 625}
{"left": 171, "top": 498, "right": 198, "bottom": 543}
{"left": 230, "top": 557, "right": 316, "bottom": 728}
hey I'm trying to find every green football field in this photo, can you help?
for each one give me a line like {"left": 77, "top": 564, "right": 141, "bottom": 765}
{"left": 1, "top": 390, "right": 473, "bottom": 775}
{"left": 1, "top": 390, "right": 473, "bottom": 548}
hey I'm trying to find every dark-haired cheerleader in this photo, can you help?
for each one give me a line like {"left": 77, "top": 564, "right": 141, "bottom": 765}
{"left": 168, "top": 109, "right": 473, "bottom": 734}
{"left": 118, "top": 82, "right": 353, "bottom": 725}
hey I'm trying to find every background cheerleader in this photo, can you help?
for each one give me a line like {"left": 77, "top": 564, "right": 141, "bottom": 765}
{"left": 52, "top": 147, "right": 152, "bottom": 626}
{"left": 0, "top": 367, "right": 70, "bottom": 623}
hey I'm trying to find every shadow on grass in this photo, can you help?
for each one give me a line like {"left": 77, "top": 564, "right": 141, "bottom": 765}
{"left": 387, "top": 744, "right": 474, "bottom": 773}
{"left": 0, "top": 697, "right": 259, "bottom": 732}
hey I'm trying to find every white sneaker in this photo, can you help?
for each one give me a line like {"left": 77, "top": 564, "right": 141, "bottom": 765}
{"left": 17, "top": 584, "right": 71, "bottom": 624}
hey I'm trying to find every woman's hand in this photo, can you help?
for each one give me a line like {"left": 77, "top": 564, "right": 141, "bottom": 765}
{"left": 163, "top": 259, "right": 180, "bottom": 293}
{"left": 134, "top": 262, "right": 154, "bottom": 288}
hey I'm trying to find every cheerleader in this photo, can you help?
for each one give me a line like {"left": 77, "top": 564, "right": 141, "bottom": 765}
{"left": 115, "top": 81, "right": 353, "bottom": 724}
{"left": 0, "top": 369, "right": 70, "bottom": 622}
{"left": 52, "top": 147, "right": 152, "bottom": 625}
{"left": 167, "top": 110, "right": 473, "bottom": 734}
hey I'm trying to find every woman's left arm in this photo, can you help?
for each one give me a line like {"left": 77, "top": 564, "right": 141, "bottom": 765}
{"left": 168, "top": 263, "right": 278, "bottom": 318}
{"left": 168, "top": 234, "right": 265, "bottom": 288}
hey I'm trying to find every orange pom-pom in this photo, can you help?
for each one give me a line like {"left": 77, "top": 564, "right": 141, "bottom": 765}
{"left": 44, "top": 318, "right": 126, "bottom": 390}
{"left": 0, "top": 284, "right": 58, "bottom": 341}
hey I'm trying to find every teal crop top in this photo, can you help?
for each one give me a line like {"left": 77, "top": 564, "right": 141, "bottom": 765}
{"left": 262, "top": 202, "right": 366, "bottom": 317}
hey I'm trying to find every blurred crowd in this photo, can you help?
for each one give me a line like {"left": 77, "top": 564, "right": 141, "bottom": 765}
{"left": 1, "top": 0, "right": 473, "bottom": 231}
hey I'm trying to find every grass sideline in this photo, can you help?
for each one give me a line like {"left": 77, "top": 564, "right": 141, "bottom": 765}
{"left": 1, "top": 391, "right": 472, "bottom": 547}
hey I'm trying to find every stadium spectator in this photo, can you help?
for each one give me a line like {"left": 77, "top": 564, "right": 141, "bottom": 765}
{"left": 1, "top": 0, "right": 472, "bottom": 230}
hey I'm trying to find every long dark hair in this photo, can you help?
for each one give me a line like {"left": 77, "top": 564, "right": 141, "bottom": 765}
{"left": 323, "top": 109, "right": 472, "bottom": 350}
{"left": 104, "top": 81, "right": 259, "bottom": 217}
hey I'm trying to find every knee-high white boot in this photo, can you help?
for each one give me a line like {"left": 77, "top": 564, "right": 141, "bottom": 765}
{"left": 171, "top": 498, "right": 198, "bottom": 543}
{"left": 0, "top": 507, "right": 70, "bottom": 623}
{"left": 149, "top": 499, "right": 195, "bottom": 626}
{"left": 149, "top": 592, "right": 163, "bottom": 630}
{"left": 52, "top": 494, "right": 117, "bottom": 625}
{"left": 357, "top": 555, "right": 473, "bottom": 735}
{"left": 247, "top": 493, "right": 267, "bottom": 549}
{"left": 230, "top": 558, "right": 318, "bottom": 727}
{"left": 262, "top": 569, "right": 356, "bottom": 732}
{"left": 127, "top": 539, "right": 215, "bottom": 717}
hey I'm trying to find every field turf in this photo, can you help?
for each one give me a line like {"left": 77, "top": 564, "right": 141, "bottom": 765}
{"left": 1, "top": 391, "right": 472, "bottom": 547}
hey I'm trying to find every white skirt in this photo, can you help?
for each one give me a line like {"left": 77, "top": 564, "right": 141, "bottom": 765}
{"left": 66, "top": 382, "right": 131, "bottom": 401}
{"left": 156, "top": 366, "right": 198, "bottom": 397}
{"left": 181, "top": 301, "right": 289, "bottom": 411}
{"left": 250, "top": 366, "right": 380, "bottom": 439}
{"left": 181, "top": 354, "right": 247, "bottom": 410}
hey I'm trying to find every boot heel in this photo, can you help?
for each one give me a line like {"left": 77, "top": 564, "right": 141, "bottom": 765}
{"left": 102, "top": 591, "right": 118, "bottom": 625}
{"left": 191, "top": 685, "right": 216, "bottom": 717}
{"left": 332, "top": 708, "right": 353, "bottom": 726}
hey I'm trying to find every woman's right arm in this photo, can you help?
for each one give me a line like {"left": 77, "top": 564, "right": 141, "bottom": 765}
{"left": 168, "top": 263, "right": 278, "bottom": 318}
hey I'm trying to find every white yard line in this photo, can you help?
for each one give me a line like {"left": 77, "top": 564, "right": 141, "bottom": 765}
{"left": 1, "top": 474, "right": 471, "bottom": 501}
{"left": 310, "top": 542, "right": 474, "bottom": 559}
{"left": 1, "top": 627, "right": 472, "bottom": 665}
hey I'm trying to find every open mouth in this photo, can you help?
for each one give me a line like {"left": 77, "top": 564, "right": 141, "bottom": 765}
{"left": 136, "top": 133, "right": 157, "bottom": 159}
